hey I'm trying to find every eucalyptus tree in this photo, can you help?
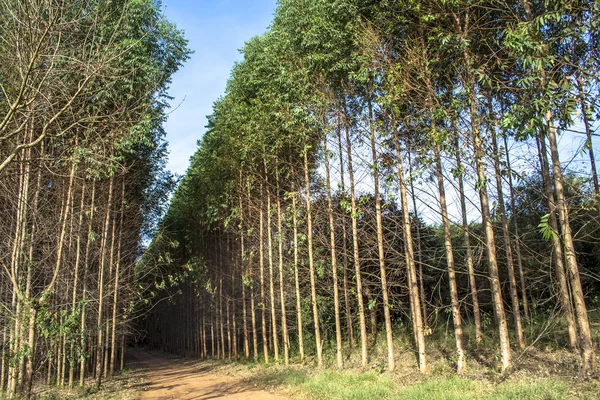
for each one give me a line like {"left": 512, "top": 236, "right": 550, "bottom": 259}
{"left": 501, "top": 0, "right": 597, "bottom": 370}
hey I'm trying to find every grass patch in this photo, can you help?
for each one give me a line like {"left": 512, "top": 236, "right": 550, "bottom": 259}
{"left": 489, "top": 379, "right": 571, "bottom": 400}
{"left": 301, "top": 370, "right": 395, "bottom": 400}
{"left": 237, "top": 365, "right": 594, "bottom": 400}
{"left": 398, "top": 377, "right": 480, "bottom": 400}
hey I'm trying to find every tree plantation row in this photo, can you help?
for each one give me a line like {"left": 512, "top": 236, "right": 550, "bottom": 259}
{"left": 0, "top": 0, "right": 189, "bottom": 397}
{"left": 141, "top": 0, "right": 600, "bottom": 380}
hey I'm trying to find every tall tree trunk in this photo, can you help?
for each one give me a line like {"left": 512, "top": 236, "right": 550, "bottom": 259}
{"left": 290, "top": 172, "right": 305, "bottom": 363}
{"left": 367, "top": 99, "right": 394, "bottom": 371}
{"left": 259, "top": 185, "right": 269, "bottom": 364}
{"left": 304, "top": 149, "right": 323, "bottom": 367}
{"left": 95, "top": 176, "right": 114, "bottom": 389}
{"left": 545, "top": 112, "right": 595, "bottom": 371}
{"left": 454, "top": 134, "right": 483, "bottom": 343}
{"left": 408, "top": 151, "right": 427, "bottom": 325}
{"left": 264, "top": 167, "right": 279, "bottom": 363}
{"left": 535, "top": 135, "right": 578, "bottom": 349}
{"left": 343, "top": 111, "right": 368, "bottom": 368}
{"left": 68, "top": 180, "right": 87, "bottom": 387}
{"left": 323, "top": 134, "right": 343, "bottom": 369}
{"left": 453, "top": 11, "right": 510, "bottom": 366}
{"left": 469, "top": 92, "right": 511, "bottom": 371}
{"left": 239, "top": 185, "right": 250, "bottom": 359}
{"left": 276, "top": 169, "right": 289, "bottom": 365}
{"left": 80, "top": 181, "right": 96, "bottom": 386}
{"left": 24, "top": 153, "right": 42, "bottom": 396}
{"left": 488, "top": 100, "right": 525, "bottom": 350}
{"left": 434, "top": 146, "right": 465, "bottom": 372}
{"left": 336, "top": 124, "right": 354, "bottom": 349}
{"left": 394, "top": 129, "right": 427, "bottom": 373}
{"left": 503, "top": 133, "right": 530, "bottom": 319}
{"left": 109, "top": 179, "right": 125, "bottom": 376}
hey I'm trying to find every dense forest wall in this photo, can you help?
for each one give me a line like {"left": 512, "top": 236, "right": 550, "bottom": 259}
{"left": 0, "top": 0, "right": 189, "bottom": 396}
{"left": 140, "top": 0, "right": 600, "bottom": 376}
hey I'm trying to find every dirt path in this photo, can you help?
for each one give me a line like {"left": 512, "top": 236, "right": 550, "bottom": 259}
{"left": 127, "top": 349, "right": 289, "bottom": 400}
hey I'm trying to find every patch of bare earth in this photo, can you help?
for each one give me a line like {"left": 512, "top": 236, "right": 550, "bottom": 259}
{"left": 128, "top": 350, "right": 288, "bottom": 400}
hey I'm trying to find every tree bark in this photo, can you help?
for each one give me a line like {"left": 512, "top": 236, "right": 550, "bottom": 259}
{"left": 367, "top": 99, "right": 394, "bottom": 371}
{"left": 343, "top": 111, "right": 368, "bottom": 368}
{"left": 304, "top": 149, "right": 323, "bottom": 367}
{"left": 545, "top": 112, "right": 595, "bottom": 371}
{"left": 323, "top": 134, "right": 344, "bottom": 369}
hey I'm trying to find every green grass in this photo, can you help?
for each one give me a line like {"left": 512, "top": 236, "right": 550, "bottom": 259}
{"left": 241, "top": 366, "right": 588, "bottom": 400}
{"left": 488, "top": 380, "right": 570, "bottom": 400}
{"left": 398, "top": 377, "right": 480, "bottom": 400}
{"left": 301, "top": 371, "right": 395, "bottom": 400}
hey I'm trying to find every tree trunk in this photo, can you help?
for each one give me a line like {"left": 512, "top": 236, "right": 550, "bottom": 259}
{"left": 343, "top": 111, "right": 368, "bottom": 368}
{"left": 336, "top": 124, "right": 354, "bottom": 349}
{"left": 109, "top": 179, "right": 126, "bottom": 376}
{"left": 454, "top": 134, "right": 483, "bottom": 344}
{"left": 290, "top": 172, "right": 305, "bottom": 363}
{"left": 535, "top": 135, "right": 578, "bottom": 349}
{"left": 503, "top": 133, "right": 530, "bottom": 319}
{"left": 394, "top": 129, "right": 427, "bottom": 373}
{"left": 469, "top": 93, "right": 511, "bottom": 371}
{"left": 239, "top": 187, "right": 250, "bottom": 359}
{"left": 95, "top": 176, "right": 114, "bottom": 389}
{"left": 264, "top": 170, "right": 279, "bottom": 363}
{"left": 545, "top": 112, "right": 595, "bottom": 371}
{"left": 367, "top": 99, "right": 394, "bottom": 371}
{"left": 408, "top": 151, "right": 427, "bottom": 325}
{"left": 488, "top": 101, "right": 525, "bottom": 350}
{"left": 80, "top": 181, "right": 96, "bottom": 386}
{"left": 434, "top": 146, "right": 465, "bottom": 372}
{"left": 259, "top": 185, "right": 269, "bottom": 364}
{"left": 304, "top": 149, "right": 323, "bottom": 367}
{"left": 276, "top": 169, "right": 290, "bottom": 365}
{"left": 323, "top": 134, "right": 343, "bottom": 369}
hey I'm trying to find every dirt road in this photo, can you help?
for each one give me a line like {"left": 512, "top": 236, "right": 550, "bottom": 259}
{"left": 127, "top": 350, "right": 288, "bottom": 400}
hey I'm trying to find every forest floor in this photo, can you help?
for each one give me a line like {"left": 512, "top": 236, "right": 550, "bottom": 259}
{"left": 122, "top": 345, "right": 600, "bottom": 400}
{"left": 32, "top": 344, "right": 600, "bottom": 399}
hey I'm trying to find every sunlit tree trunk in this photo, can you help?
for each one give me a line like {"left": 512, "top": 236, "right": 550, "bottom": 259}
{"left": 304, "top": 149, "right": 323, "bottom": 367}
{"left": 367, "top": 99, "right": 394, "bottom": 371}
{"left": 536, "top": 132, "right": 578, "bottom": 349}
{"left": 247, "top": 185, "right": 259, "bottom": 361}
{"left": 336, "top": 123, "right": 354, "bottom": 349}
{"left": 323, "top": 134, "right": 343, "bottom": 369}
{"left": 109, "top": 179, "right": 126, "bottom": 376}
{"left": 545, "top": 112, "right": 595, "bottom": 371}
{"left": 408, "top": 150, "right": 427, "bottom": 325}
{"left": 80, "top": 181, "right": 96, "bottom": 386}
{"left": 344, "top": 111, "right": 368, "bottom": 368}
{"left": 264, "top": 165, "right": 279, "bottom": 363}
{"left": 454, "top": 134, "right": 482, "bottom": 343}
{"left": 469, "top": 95, "right": 511, "bottom": 371}
{"left": 275, "top": 168, "right": 289, "bottom": 365}
{"left": 434, "top": 146, "right": 465, "bottom": 372}
{"left": 68, "top": 180, "right": 87, "bottom": 387}
{"left": 290, "top": 171, "right": 305, "bottom": 363}
{"left": 259, "top": 185, "right": 269, "bottom": 363}
{"left": 239, "top": 185, "right": 250, "bottom": 359}
{"left": 503, "top": 133, "right": 529, "bottom": 319}
{"left": 95, "top": 175, "right": 114, "bottom": 389}
{"left": 488, "top": 101, "right": 525, "bottom": 350}
{"left": 394, "top": 129, "right": 427, "bottom": 373}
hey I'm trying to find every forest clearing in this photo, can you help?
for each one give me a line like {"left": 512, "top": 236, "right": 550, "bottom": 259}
{"left": 1, "top": 0, "right": 600, "bottom": 399}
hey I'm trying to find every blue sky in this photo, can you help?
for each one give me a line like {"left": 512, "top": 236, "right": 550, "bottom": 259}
{"left": 162, "top": 0, "right": 278, "bottom": 175}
